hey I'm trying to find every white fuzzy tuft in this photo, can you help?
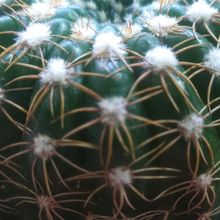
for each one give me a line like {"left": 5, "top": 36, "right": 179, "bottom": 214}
{"left": 0, "top": 0, "right": 5, "bottom": 6}
{"left": 186, "top": 0, "right": 218, "bottom": 22}
{"left": 114, "top": 2, "right": 123, "bottom": 14}
{"left": 24, "top": 2, "right": 55, "bottom": 20}
{"left": 42, "top": 0, "right": 68, "bottom": 7}
{"left": 98, "top": 97, "right": 127, "bottom": 126}
{"left": 196, "top": 173, "right": 212, "bottom": 189}
{"left": 149, "top": 0, "right": 179, "bottom": 10}
{"left": 141, "top": 1, "right": 177, "bottom": 20}
{"left": 71, "top": 18, "right": 96, "bottom": 40}
{"left": 141, "top": 7, "right": 156, "bottom": 21}
{"left": 145, "top": 46, "right": 178, "bottom": 70}
{"left": 92, "top": 32, "right": 127, "bottom": 58}
{"left": 149, "top": 1, "right": 161, "bottom": 10}
{"left": 33, "top": 134, "right": 56, "bottom": 159}
{"left": 108, "top": 166, "right": 132, "bottom": 189}
{"left": 141, "top": 1, "right": 164, "bottom": 16}
{"left": 40, "top": 58, "right": 74, "bottom": 85}
{"left": 178, "top": 113, "right": 204, "bottom": 140}
{"left": 99, "top": 10, "right": 107, "bottom": 22}
{"left": 120, "top": 22, "right": 142, "bottom": 38}
{"left": 85, "top": 1, "right": 97, "bottom": 10}
{"left": 71, "top": 0, "right": 85, "bottom": 7}
{"left": 17, "top": 23, "right": 51, "bottom": 47}
{"left": 72, "top": 0, "right": 97, "bottom": 9}
{"left": 204, "top": 47, "right": 220, "bottom": 76}
{"left": 146, "top": 15, "right": 178, "bottom": 37}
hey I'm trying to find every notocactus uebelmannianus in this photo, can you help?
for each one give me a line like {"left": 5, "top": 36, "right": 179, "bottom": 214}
{"left": 1, "top": 0, "right": 220, "bottom": 219}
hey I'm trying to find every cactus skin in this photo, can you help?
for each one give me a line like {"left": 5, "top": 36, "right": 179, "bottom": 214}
{"left": 2, "top": 0, "right": 220, "bottom": 219}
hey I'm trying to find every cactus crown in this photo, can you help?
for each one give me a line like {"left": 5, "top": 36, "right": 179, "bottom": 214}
{"left": 1, "top": 0, "right": 220, "bottom": 220}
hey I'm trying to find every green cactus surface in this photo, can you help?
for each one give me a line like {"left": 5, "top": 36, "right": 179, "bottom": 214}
{"left": 1, "top": 0, "right": 220, "bottom": 219}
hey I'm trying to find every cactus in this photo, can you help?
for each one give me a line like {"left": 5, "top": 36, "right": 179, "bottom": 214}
{"left": 1, "top": 0, "right": 220, "bottom": 219}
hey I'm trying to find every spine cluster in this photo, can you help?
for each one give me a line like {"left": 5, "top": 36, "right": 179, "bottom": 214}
{"left": 0, "top": 0, "right": 220, "bottom": 220}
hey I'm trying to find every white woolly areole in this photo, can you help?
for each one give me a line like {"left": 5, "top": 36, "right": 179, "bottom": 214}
{"left": 71, "top": 18, "right": 96, "bottom": 40}
{"left": 85, "top": 1, "right": 97, "bottom": 10}
{"left": 186, "top": 0, "right": 218, "bottom": 22}
{"left": 148, "top": 1, "right": 161, "bottom": 10}
{"left": 0, "top": 0, "right": 5, "bottom": 6}
{"left": 178, "top": 113, "right": 204, "bottom": 140}
{"left": 17, "top": 23, "right": 51, "bottom": 47}
{"left": 24, "top": 2, "right": 56, "bottom": 20}
{"left": 42, "top": 0, "right": 68, "bottom": 7}
{"left": 141, "top": 0, "right": 173, "bottom": 20}
{"left": 98, "top": 97, "right": 127, "bottom": 126}
{"left": 33, "top": 134, "right": 56, "bottom": 159}
{"left": 141, "top": 8, "right": 156, "bottom": 21}
{"left": 145, "top": 46, "right": 178, "bottom": 70}
{"left": 196, "top": 173, "right": 212, "bottom": 189}
{"left": 204, "top": 48, "right": 220, "bottom": 76}
{"left": 146, "top": 15, "right": 178, "bottom": 37}
{"left": 92, "top": 32, "right": 127, "bottom": 58}
{"left": 141, "top": 1, "right": 161, "bottom": 19}
{"left": 108, "top": 166, "right": 132, "bottom": 189}
{"left": 120, "top": 22, "right": 142, "bottom": 38}
{"left": 40, "top": 58, "right": 74, "bottom": 85}
{"left": 99, "top": 10, "right": 107, "bottom": 22}
{"left": 71, "top": 0, "right": 86, "bottom": 7}
{"left": 148, "top": 0, "right": 178, "bottom": 11}
{"left": 72, "top": 0, "right": 98, "bottom": 11}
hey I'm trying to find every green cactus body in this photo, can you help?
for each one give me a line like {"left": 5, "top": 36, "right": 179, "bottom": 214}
{"left": 1, "top": 0, "right": 220, "bottom": 220}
